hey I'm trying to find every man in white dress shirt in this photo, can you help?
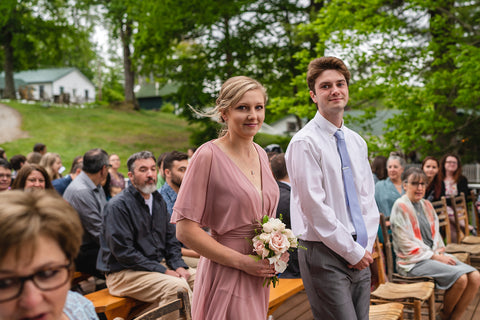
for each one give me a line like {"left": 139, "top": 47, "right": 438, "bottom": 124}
{"left": 285, "top": 57, "right": 379, "bottom": 320}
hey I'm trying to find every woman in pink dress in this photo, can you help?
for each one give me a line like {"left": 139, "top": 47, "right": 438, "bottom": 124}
{"left": 171, "top": 76, "right": 280, "bottom": 319}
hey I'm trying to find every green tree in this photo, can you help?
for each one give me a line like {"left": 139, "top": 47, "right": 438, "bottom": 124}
{"left": 0, "top": 0, "right": 96, "bottom": 98}
{"left": 133, "top": 0, "right": 317, "bottom": 145}
{"left": 272, "top": 0, "right": 480, "bottom": 161}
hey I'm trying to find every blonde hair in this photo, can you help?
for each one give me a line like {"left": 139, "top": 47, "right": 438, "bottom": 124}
{"left": 39, "top": 152, "right": 61, "bottom": 180}
{"left": 0, "top": 190, "right": 82, "bottom": 265}
{"left": 191, "top": 76, "right": 267, "bottom": 136}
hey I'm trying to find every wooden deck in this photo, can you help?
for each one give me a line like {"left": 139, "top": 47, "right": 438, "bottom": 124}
{"left": 460, "top": 286, "right": 480, "bottom": 320}
{"left": 269, "top": 287, "right": 480, "bottom": 320}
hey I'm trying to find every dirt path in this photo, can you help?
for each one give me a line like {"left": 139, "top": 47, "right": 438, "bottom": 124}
{"left": 0, "top": 103, "right": 29, "bottom": 144}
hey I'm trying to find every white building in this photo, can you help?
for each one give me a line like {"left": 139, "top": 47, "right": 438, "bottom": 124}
{"left": 5, "top": 67, "right": 95, "bottom": 103}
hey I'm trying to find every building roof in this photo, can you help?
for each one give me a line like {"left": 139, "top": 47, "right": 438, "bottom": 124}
{"left": 0, "top": 77, "right": 27, "bottom": 89}
{"left": 0, "top": 67, "right": 81, "bottom": 85}
{"left": 136, "top": 82, "right": 180, "bottom": 98}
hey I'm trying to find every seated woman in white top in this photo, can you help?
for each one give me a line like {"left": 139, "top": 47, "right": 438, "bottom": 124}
{"left": 391, "top": 167, "right": 480, "bottom": 320}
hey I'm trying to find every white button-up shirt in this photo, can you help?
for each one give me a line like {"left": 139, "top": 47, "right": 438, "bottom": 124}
{"left": 285, "top": 112, "right": 379, "bottom": 265}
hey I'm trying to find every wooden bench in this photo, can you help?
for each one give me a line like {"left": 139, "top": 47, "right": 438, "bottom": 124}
{"left": 87, "top": 278, "right": 304, "bottom": 319}
{"left": 268, "top": 278, "right": 304, "bottom": 315}
{"left": 85, "top": 288, "right": 145, "bottom": 320}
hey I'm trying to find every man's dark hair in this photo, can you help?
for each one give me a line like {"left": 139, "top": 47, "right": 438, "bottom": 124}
{"left": 0, "top": 158, "right": 11, "bottom": 170}
{"left": 33, "top": 143, "right": 46, "bottom": 153}
{"left": 70, "top": 156, "right": 84, "bottom": 174}
{"left": 127, "top": 151, "right": 156, "bottom": 173}
{"left": 307, "top": 57, "right": 351, "bottom": 93}
{"left": 156, "top": 152, "right": 169, "bottom": 168}
{"left": 9, "top": 155, "right": 26, "bottom": 171}
{"left": 82, "top": 149, "right": 109, "bottom": 174}
{"left": 270, "top": 153, "right": 288, "bottom": 181}
{"left": 163, "top": 151, "right": 188, "bottom": 172}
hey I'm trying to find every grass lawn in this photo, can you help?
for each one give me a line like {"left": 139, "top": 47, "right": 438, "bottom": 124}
{"left": 0, "top": 101, "right": 194, "bottom": 175}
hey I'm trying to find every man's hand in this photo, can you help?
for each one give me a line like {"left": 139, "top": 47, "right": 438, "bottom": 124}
{"left": 176, "top": 267, "right": 191, "bottom": 280}
{"left": 348, "top": 250, "right": 373, "bottom": 270}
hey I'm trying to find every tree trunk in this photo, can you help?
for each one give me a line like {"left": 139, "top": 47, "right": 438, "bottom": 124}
{"left": 429, "top": 1, "right": 457, "bottom": 151}
{"left": 120, "top": 18, "right": 139, "bottom": 110}
{"left": 2, "top": 29, "right": 16, "bottom": 99}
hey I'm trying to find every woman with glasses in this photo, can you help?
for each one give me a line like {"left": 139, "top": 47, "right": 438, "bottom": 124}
{"left": 390, "top": 167, "right": 480, "bottom": 320}
{"left": 437, "top": 154, "right": 471, "bottom": 242}
{"left": 11, "top": 163, "right": 54, "bottom": 192}
{"left": 0, "top": 190, "right": 98, "bottom": 319}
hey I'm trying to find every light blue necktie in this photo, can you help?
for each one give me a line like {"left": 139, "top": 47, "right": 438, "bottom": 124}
{"left": 334, "top": 130, "right": 368, "bottom": 248}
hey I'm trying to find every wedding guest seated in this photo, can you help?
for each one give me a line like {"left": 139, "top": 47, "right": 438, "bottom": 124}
{"left": 9, "top": 154, "right": 26, "bottom": 180}
{"left": 0, "top": 190, "right": 98, "bottom": 320}
{"left": 33, "top": 142, "right": 47, "bottom": 155}
{"left": 0, "top": 158, "right": 12, "bottom": 192}
{"left": 270, "top": 153, "right": 300, "bottom": 278}
{"left": 390, "top": 167, "right": 480, "bottom": 320}
{"left": 12, "top": 164, "right": 53, "bottom": 192}
{"left": 26, "top": 152, "right": 42, "bottom": 164}
{"left": 422, "top": 156, "right": 441, "bottom": 201}
{"left": 107, "top": 154, "right": 125, "bottom": 197}
{"left": 97, "top": 151, "right": 194, "bottom": 319}
{"left": 40, "top": 152, "right": 63, "bottom": 182}
{"left": 64, "top": 148, "right": 109, "bottom": 278}
{"left": 159, "top": 150, "right": 200, "bottom": 268}
{"left": 52, "top": 156, "right": 83, "bottom": 196}
{"left": 371, "top": 155, "right": 387, "bottom": 184}
{"left": 438, "top": 154, "right": 471, "bottom": 242}
{"left": 375, "top": 153, "right": 405, "bottom": 218}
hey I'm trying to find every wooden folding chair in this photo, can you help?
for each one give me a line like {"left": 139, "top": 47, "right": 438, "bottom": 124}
{"left": 470, "top": 190, "right": 480, "bottom": 236}
{"left": 134, "top": 290, "right": 191, "bottom": 320}
{"left": 369, "top": 302, "right": 404, "bottom": 320}
{"left": 432, "top": 197, "right": 471, "bottom": 264}
{"left": 451, "top": 193, "right": 480, "bottom": 245}
{"left": 370, "top": 236, "right": 435, "bottom": 320}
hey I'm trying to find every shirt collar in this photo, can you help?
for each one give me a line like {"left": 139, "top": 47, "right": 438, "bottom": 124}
{"left": 313, "top": 111, "right": 345, "bottom": 137}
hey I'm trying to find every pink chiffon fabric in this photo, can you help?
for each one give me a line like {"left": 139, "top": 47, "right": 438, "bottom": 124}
{"left": 171, "top": 141, "right": 279, "bottom": 320}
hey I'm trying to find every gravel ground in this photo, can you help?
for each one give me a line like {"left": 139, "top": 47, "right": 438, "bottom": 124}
{"left": 0, "top": 103, "right": 29, "bottom": 144}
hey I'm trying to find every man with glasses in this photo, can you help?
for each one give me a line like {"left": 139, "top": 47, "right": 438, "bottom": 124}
{"left": 64, "top": 148, "right": 110, "bottom": 279}
{"left": 0, "top": 158, "right": 12, "bottom": 192}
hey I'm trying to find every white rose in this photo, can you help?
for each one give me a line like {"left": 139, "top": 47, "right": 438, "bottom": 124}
{"left": 267, "top": 255, "right": 287, "bottom": 273}
{"left": 270, "top": 218, "right": 286, "bottom": 232}
{"left": 262, "top": 220, "right": 275, "bottom": 233}
{"left": 259, "top": 233, "right": 271, "bottom": 243}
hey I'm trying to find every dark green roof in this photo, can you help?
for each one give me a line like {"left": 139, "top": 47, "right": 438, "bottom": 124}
{"left": 345, "top": 109, "right": 401, "bottom": 136}
{"left": 136, "top": 82, "right": 180, "bottom": 98}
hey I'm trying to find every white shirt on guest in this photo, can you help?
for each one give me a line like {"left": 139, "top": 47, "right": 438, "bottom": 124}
{"left": 285, "top": 111, "right": 379, "bottom": 265}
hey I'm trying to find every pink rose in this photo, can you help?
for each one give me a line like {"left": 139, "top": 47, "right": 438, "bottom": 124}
{"left": 253, "top": 239, "right": 269, "bottom": 259}
{"left": 269, "top": 231, "right": 290, "bottom": 254}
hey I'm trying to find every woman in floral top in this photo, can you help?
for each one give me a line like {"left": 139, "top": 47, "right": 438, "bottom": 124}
{"left": 391, "top": 167, "right": 479, "bottom": 320}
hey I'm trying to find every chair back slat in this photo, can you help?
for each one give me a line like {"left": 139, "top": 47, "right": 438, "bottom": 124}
{"left": 379, "top": 213, "right": 394, "bottom": 282}
{"left": 451, "top": 192, "right": 469, "bottom": 242}
{"left": 373, "top": 237, "right": 387, "bottom": 285}
{"left": 432, "top": 196, "right": 452, "bottom": 244}
{"left": 470, "top": 189, "right": 480, "bottom": 235}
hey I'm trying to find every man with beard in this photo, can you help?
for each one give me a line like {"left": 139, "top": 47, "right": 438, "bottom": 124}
{"left": 159, "top": 151, "right": 189, "bottom": 216}
{"left": 97, "top": 151, "right": 195, "bottom": 316}
{"left": 160, "top": 150, "right": 200, "bottom": 267}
